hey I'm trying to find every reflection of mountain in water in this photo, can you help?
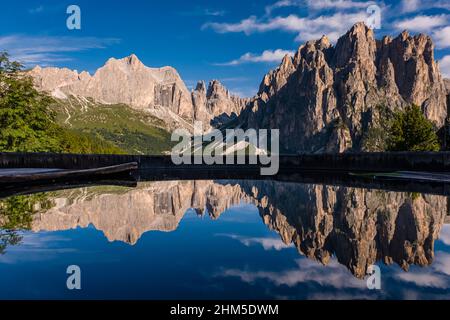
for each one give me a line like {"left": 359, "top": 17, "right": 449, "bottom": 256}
{"left": 238, "top": 182, "right": 447, "bottom": 278}
{"left": 30, "top": 180, "right": 448, "bottom": 278}
{"left": 31, "top": 181, "right": 248, "bottom": 245}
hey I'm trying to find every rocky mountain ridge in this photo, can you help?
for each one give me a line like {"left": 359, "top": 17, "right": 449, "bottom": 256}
{"left": 29, "top": 22, "right": 449, "bottom": 152}
{"left": 241, "top": 22, "right": 448, "bottom": 153}
{"left": 30, "top": 55, "right": 247, "bottom": 131}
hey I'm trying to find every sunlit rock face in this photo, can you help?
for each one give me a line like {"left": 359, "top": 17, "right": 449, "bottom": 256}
{"left": 241, "top": 22, "right": 448, "bottom": 153}
{"left": 445, "top": 79, "right": 450, "bottom": 95}
{"left": 30, "top": 180, "right": 447, "bottom": 278}
{"left": 192, "top": 80, "right": 249, "bottom": 128}
{"left": 29, "top": 55, "right": 246, "bottom": 130}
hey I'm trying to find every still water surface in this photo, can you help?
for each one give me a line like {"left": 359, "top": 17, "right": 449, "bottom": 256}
{"left": 0, "top": 180, "right": 449, "bottom": 299}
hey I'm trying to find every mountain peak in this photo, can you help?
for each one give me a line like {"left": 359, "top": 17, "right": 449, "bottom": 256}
{"left": 103, "top": 54, "right": 143, "bottom": 69}
{"left": 349, "top": 21, "right": 370, "bottom": 33}
{"left": 245, "top": 21, "right": 447, "bottom": 153}
{"left": 207, "top": 80, "right": 227, "bottom": 99}
{"left": 400, "top": 30, "right": 410, "bottom": 40}
{"left": 125, "top": 53, "right": 140, "bottom": 64}
{"left": 195, "top": 80, "right": 207, "bottom": 93}
{"left": 280, "top": 54, "right": 294, "bottom": 71}
{"left": 318, "top": 35, "right": 331, "bottom": 48}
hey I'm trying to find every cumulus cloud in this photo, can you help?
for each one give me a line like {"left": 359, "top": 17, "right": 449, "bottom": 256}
{"left": 400, "top": 0, "right": 421, "bottom": 13}
{"left": 391, "top": 13, "right": 450, "bottom": 49}
{"left": 214, "top": 49, "right": 294, "bottom": 66}
{"left": 400, "top": 0, "right": 450, "bottom": 13}
{"left": 265, "top": 0, "right": 297, "bottom": 15}
{"left": 394, "top": 15, "right": 450, "bottom": 33}
{"left": 433, "top": 252, "right": 450, "bottom": 276}
{"left": 439, "top": 225, "right": 450, "bottom": 246}
{"left": 396, "top": 272, "right": 448, "bottom": 289}
{"left": 394, "top": 251, "right": 450, "bottom": 290}
{"left": 305, "top": 0, "right": 375, "bottom": 10}
{"left": 433, "top": 26, "right": 450, "bottom": 49}
{"left": 203, "top": 11, "right": 368, "bottom": 43}
{"left": 265, "top": 0, "right": 375, "bottom": 14}
{"left": 0, "top": 35, "right": 120, "bottom": 66}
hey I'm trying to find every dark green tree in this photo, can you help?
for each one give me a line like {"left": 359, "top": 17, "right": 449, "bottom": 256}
{"left": 0, "top": 194, "right": 52, "bottom": 254}
{"left": 0, "top": 52, "right": 62, "bottom": 152}
{"left": 0, "top": 52, "right": 124, "bottom": 154}
{"left": 387, "top": 105, "right": 440, "bottom": 152}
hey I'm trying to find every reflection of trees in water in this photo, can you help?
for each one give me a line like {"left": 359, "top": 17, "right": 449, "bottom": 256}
{"left": 0, "top": 230, "right": 22, "bottom": 255}
{"left": 0, "top": 194, "right": 53, "bottom": 254}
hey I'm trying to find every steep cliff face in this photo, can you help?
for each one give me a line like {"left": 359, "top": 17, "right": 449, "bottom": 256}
{"left": 192, "top": 80, "right": 249, "bottom": 128}
{"left": 31, "top": 55, "right": 192, "bottom": 116}
{"left": 445, "top": 79, "right": 450, "bottom": 111}
{"left": 242, "top": 22, "right": 448, "bottom": 153}
{"left": 30, "top": 55, "right": 246, "bottom": 131}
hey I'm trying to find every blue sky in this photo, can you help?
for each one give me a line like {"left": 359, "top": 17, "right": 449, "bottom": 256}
{"left": 1, "top": 0, "right": 450, "bottom": 97}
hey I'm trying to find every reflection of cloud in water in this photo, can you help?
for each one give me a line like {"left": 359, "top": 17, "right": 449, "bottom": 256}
{"left": 219, "top": 258, "right": 366, "bottom": 289}
{"left": 396, "top": 273, "right": 448, "bottom": 288}
{"left": 308, "top": 292, "right": 376, "bottom": 300}
{"left": 434, "top": 252, "right": 450, "bottom": 276}
{"left": 439, "top": 225, "right": 450, "bottom": 246}
{"left": 0, "top": 232, "right": 76, "bottom": 264}
{"left": 394, "top": 252, "right": 450, "bottom": 289}
{"left": 216, "top": 233, "right": 293, "bottom": 251}
{"left": 208, "top": 204, "right": 259, "bottom": 224}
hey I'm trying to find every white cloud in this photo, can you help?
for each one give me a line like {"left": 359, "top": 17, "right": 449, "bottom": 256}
{"left": 394, "top": 251, "right": 450, "bottom": 290}
{"left": 400, "top": 0, "right": 450, "bottom": 13}
{"left": 396, "top": 273, "right": 448, "bottom": 288}
{"left": 433, "top": 252, "right": 450, "bottom": 276}
{"left": 203, "top": 12, "right": 368, "bottom": 43}
{"left": 394, "top": 15, "right": 450, "bottom": 32}
{"left": 265, "top": 0, "right": 375, "bottom": 14}
{"left": 400, "top": 0, "right": 421, "bottom": 13}
{"left": 391, "top": 13, "right": 450, "bottom": 49}
{"left": 215, "top": 49, "right": 294, "bottom": 66}
{"left": 433, "top": 26, "right": 450, "bottom": 49}
{"left": 0, "top": 35, "right": 120, "bottom": 66}
{"left": 306, "top": 0, "right": 375, "bottom": 10}
{"left": 439, "top": 225, "right": 450, "bottom": 245}
{"left": 265, "top": 0, "right": 298, "bottom": 15}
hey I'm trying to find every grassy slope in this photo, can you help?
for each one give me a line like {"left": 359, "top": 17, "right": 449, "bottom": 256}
{"left": 51, "top": 97, "right": 174, "bottom": 155}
